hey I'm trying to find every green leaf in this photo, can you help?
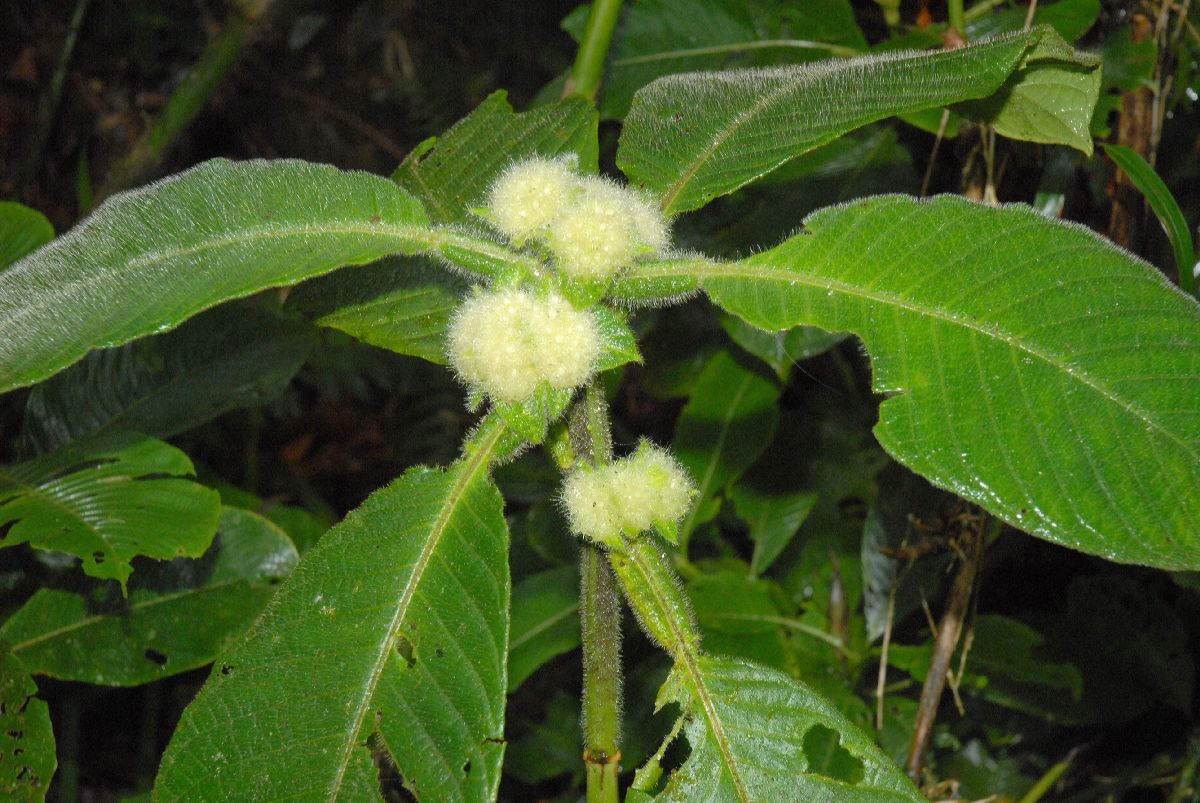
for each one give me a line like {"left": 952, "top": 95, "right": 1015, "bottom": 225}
{"left": 1103, "top": 143, "right": 1197, "bottom": 296}
{"left": 17, "top": 302, "right": 314, "bottom": 455}
{"left": 154, "top": 421, "right": 511, "bottom": 802}
{"left": 0, "top": 507, "right": 297, "bottom": 686}
{"left": 673, "top": 351, "right": 779, "bottom": 547}
{"left": 966, "top": 0, "right": 1100, "bottom": 42}
{"left": 0, "top": 432, "right": 221, "bottom": 588}
{"left": 508, "top": 565, "right": 581, "bottom": 692}
{"left": 618, "top": 26, "right": 1095, "bottom": 214}
{"left": 287, "top": 256, "right": 465, "bottom": 364}
{"left": 0, "top": 201, "right": 53, "bottom": 271}
{"left": 392, "top": 91, "right": 598, "bottom": 224}
{"left": 687, "top": 571, "right": 792, "bottom": 671}
{"left": 955, "top": 31, "right": 1101, "bottom": 154}
{"left": 729, "top": 482, "right": 817, "bottom": 575}
{"left": 655, "top": 195, "right": 1200, "bottom": 569}
{"left": 0, "top": 159, "right": 435, "bottom": 393}
{"left": 555, "top": 0, "right": 866, "bottom": 120}
{"left": 656, "top": 656, "right": 922, "bottom": 802}
{"left": 720, "top": 314, "right": 847, "bottom": 381}
{"left": 0, "top": 653, "right": 55, "bottom": 801}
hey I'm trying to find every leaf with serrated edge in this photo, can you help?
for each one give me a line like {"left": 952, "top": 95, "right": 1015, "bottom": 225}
{"left": 0, "top": 432, "right": 221, "bottom": 588}
{"left": 154, "top": 421, "right": 511, "bottom": 802}
{"left": 610, "top": 540, "right": 920, "bottom": 802}
{"left": 393, "top": 91, "right": 598, "bottom": 224}
{"left": 618, "top": 26, "right": 1093, "bottom": 214}
{"left": 0, "top": 507, "right": 297, "bottom": 686}
{"left": 624, "top": 195, "right": 1200, "bottom": 569}
{"left": 658, "top": 657, "right": 921, "bottom": 802}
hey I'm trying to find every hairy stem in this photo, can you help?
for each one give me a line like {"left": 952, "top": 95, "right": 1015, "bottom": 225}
{"left": 564, "top": 0, "right": 624, "bottom": 102}
{"left": 572, "top": 381, "right": 622, "bottom": 803}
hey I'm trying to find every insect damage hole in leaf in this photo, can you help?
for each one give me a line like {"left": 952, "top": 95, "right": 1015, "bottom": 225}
{"left": 801, "top": 722, "right": 864, "bottom": 784}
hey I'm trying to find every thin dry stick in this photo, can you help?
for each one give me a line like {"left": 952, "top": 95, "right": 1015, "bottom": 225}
{"left": 875, "top": 582, "right": 900, "bottom": 730}
{"left": 1023, "top": 0, "right": 1040, "bottom": 31}
{"left": 920, "top": 110, "right": 952, "bottom": 197}
{"left": 905, "top": 526, "right": 984, "bottom": 783}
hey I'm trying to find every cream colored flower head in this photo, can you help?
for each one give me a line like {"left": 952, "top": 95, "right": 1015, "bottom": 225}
{"left": 561, "top": 442, "right": 695, "bottom": 548}
{"left": 487, "top": 157, "right": 578, "bottom": 243}
{"left": 448, "top": 286, "right": 599, "bottom": 403}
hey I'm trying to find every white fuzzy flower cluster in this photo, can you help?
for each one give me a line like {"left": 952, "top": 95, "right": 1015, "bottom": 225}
{"left": 561, "top": 442, "right": 695, "bottom": 548}
{"left": 486, "top": 156, "right": 669, "bottom": 282}
{"left": 448, "top": 287, "right": 599, "bottom": 402}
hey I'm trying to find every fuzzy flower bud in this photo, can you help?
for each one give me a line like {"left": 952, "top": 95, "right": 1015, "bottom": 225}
{"left": 546, "top": 180, "right": 641, "bottom": 282}
{"left": 448, "top": 287, "right": 599, "bottom": 402}
{"left": 561, "top": 442, "right": 695, "bottom": 547}
{"left": 486, "top": 157, "right": 579, "bottom": 243}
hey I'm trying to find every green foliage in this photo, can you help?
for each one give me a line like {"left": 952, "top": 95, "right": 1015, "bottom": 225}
{"left": 1103, "top": 143, "right": 1197, "bottom": 295}
{"left": 0, "top": 202, "right": 53, "bottom": 271}
{"left": 0, "top": 432, "right": 221, "bottom": 588}
{"left": 618, "top": 26, "right": 1098, "bottom": 213}
{"left": 690, "top": 196, "right": 1199, "bottom": 569}
{"left": 0, "top": 654, "right": 55, "bottom": 801}
{"left": 17, "top": 302, "right": 314, "bottom": 455}
{"left": 2, "top": 4, "right": 1198, "bottom": 800}
{"left": 0, "top": 507, "right": 297, "bottom": 686}
{"left": 155, "top": 422, "right": 511, "bottom": 802}
{"left": 393, "top": 92, "right": 599, "bottom": 224}
{"left": 508, "top": 565, "right": 581, "bottom": 692}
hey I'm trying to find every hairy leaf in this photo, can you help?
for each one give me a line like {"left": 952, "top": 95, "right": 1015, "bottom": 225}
{"left": 657, "top": 657, "right": 922, "bottom": 802}
{"left": 619, "top": 27, "right": 1096, "bottom": 214}
{"left": 0, "top": 507, "right": 297, "bottom": 686}
{"left": 611, "top": 541, "right": 919, "bottom": 802}
{"left": 0, "top": 201, "right": 53, "bottom": 271}
{"left": 393, "top": 91, "right": 598, "bottom": 224}
{"left": 0, "top": 433, "right": 221, "bottom": 588}
{"left": 508, "top": 564, "right": 581, "bottom": 692}
{"left": 0, "top": 159, "right": 436, "bottom": 392}
{"left": 0, "top": 653, "right": 55, "bottom": 801}
{"left": 154, "top": 421, "right": 511, "bottom": 802}
{"left": 955, "top": 32, "right": 1101, "bottom": 154}
{"left": 18, "top": 302, "right": 314, "bottom": 454}
{"left": 633, "top": 195, "right": 1200, "bottom": 568}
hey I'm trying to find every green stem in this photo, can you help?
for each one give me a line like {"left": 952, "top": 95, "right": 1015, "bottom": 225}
{"left": 948, "top": 0, "right": 966, "bottom": 35}
{"left": 572, "top": 381, "right": 622, "bottom": 803}
{"left": 1017, "top": 752, "right": 1074, "bottom": 803}
{"left": 565, "top": 0, "right": 624, "bottom": 102}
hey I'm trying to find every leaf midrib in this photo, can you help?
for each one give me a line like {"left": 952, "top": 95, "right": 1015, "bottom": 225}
{"left": 0, "top": 223, "right": 534, "bottom": 358}
{"left": 653, "top": 35, "right": 1030, "bottom": 212}
{"left": 625, "top": 545, "right": 750, "bottom": 803}
{"left": 325, "top": 420, "right": 506, "bottom": 799}
{"left": 629, "top": 258, "right": 1198, "bottom": 463}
